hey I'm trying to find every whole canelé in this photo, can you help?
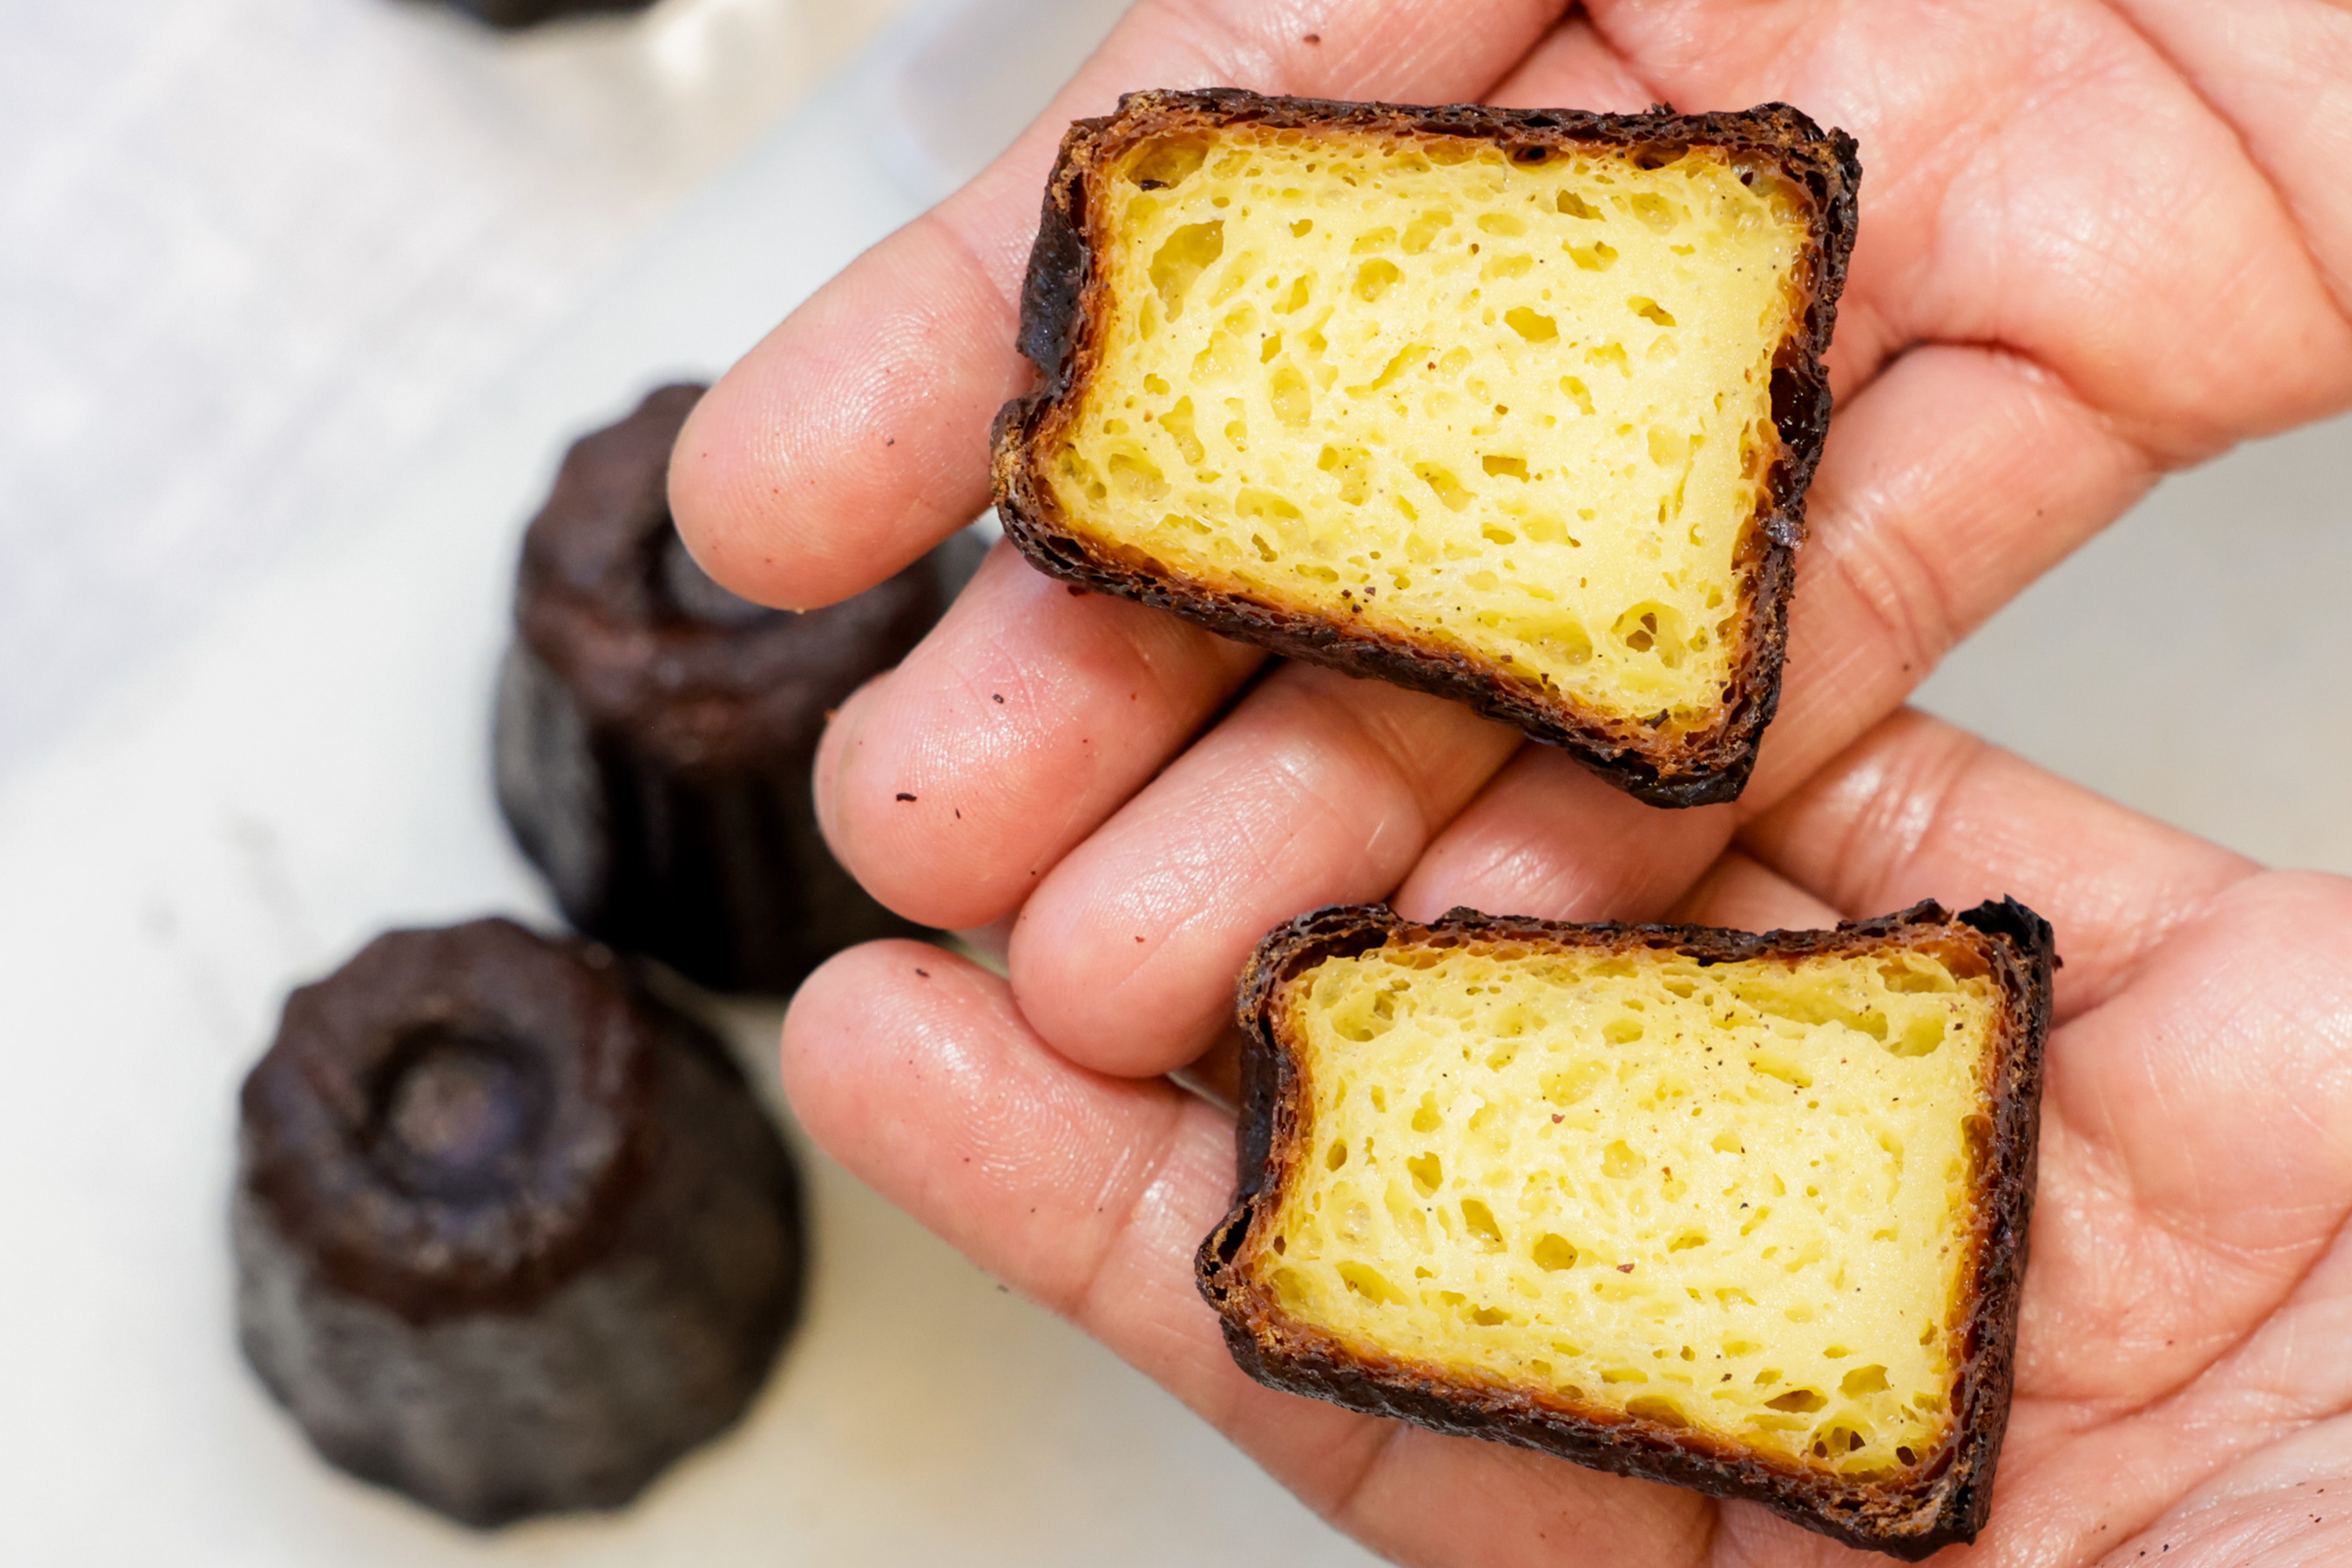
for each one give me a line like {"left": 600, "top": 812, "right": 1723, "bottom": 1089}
{"left": 233, "top": 918, "right": 804, "bottom": 1526}
{"left": 495, "top": 383, "right": 957, "bottom": 992}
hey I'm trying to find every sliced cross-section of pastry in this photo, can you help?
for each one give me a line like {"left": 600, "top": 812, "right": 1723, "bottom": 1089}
{"left": 993, "top": 89, "right": 1859, "bottom": 805}
{"left": 1198, "top": 900, "right": 2052, "bottom": 1559}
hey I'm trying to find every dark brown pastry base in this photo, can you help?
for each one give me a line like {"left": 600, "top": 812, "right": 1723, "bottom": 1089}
{"left": 992, "top": 89, "right": 1862, "bottom": 808}
{"left": 433, "top": 0, "right": 655, "bottom": 30}
{"left": 1197, "top": 900, "right": 2054, "bottom": 1559}
{"left": 234, "top": 919, "right": 804, "bottom": 1527}
{"left": 495, "top": 383, "right": 953, "bottom": 993}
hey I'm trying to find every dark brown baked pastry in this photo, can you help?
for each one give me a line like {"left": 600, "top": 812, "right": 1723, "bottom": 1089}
{"left": 436, "top": 0, "right": 654, "bottom": 30}
{"left": 993, "top": 89, "right": 1860, "bottom": 806}
{"left": 496, "top": 383, "right": 955, "bottom": 992}
{"left": 234, "top": 919, "right": 804, "bottom": 1527}
{"left": 1198, "top": 899, "right": 2053, "bottom": 1559}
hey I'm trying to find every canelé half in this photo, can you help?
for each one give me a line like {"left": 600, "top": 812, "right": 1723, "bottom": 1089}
{"left": 1198, "top": 900, "right": 2053, "bottom": 1557}
{"left": 995, "top": 89, "right": 1860, "bottom": 804}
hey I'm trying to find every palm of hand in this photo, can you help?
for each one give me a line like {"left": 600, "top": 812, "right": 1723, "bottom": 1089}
{"left": 671, "top": 2, "right": 2352, "bottom": 1562}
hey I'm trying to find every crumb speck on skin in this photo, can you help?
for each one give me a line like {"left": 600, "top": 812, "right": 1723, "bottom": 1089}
{"left": 896, "top": 792, "right": 917, "bottom": 802}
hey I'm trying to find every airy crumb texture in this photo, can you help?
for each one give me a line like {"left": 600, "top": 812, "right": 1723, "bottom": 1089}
{"left": 1199, "top": 901, "right": 2053, "bottom": 1559}
{"left": 1073, "top": 132, "right": 1800, "bottom": 715}
{"left": 995, "top": 90, "right": 1860, "bottom": 806}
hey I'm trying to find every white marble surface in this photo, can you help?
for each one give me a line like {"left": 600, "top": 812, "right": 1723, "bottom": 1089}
{"left": 0, "top": 0, "right": 907, "bottom": 780}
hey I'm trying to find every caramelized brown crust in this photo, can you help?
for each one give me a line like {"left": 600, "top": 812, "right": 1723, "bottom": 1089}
{"left": 496, "top": 383, "right": 948, "bottom": 992}
{"left": 235, "top": 919, "right": 805, "bottom": 1525}
{"left": 1196, "top": 899, "right": 2053, "bottom": 1559}
{"left": 993, "top": 89, "right": 1861, "bottom": 807}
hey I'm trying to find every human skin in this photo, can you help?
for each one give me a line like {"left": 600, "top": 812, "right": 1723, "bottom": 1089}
{"left": 671, "top": 2, "right": 2352, "bottom": 1562}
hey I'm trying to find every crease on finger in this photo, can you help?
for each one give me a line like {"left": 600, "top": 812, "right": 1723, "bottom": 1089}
{"left": 826, "top": 555, "right": 1269, "bottom": 930}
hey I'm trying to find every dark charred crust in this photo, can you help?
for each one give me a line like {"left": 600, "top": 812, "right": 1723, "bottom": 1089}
{"left": 1014, "top": 180, "right": 1090, "bottom": 406}
{"left": 498, "top": 383, "right": 947, "bottom": 991}
{"left": 443, "top": 0, "right": 655, "bottom": 28}
{"left": 234, "top": 918, "right": 805, "bottom": 1525}
{"left": 993, "top": 89, "right": 1862, "bottom": 808}
{"left": 239, "top": 920, "right": 658, "bottom": 1323}
{"left": 1200, "top": 898, "right": 2052, "bottom": 1559}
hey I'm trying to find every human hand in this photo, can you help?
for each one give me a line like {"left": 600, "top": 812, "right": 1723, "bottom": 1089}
{"left": 784, "top": 707, "right": 2352, "bottom": 1565}
{"left": 671, "top": 0, "right": 2352, "bottom": 1085}
{"left": 670, "top": 2, "right": 2352, "bottom": 1560}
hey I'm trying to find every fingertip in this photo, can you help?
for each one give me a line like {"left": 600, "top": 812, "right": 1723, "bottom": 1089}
{"left": 809, "top": 668, "right": 887, "bottom": 893}
{"left": 779, "top": 938, "right": 1001, "bottom": 1158}
{"left": 818, "top": 541, "right": 1268, "bottom": 933}
{"left": 668, "top": 214, "right": 1029, "bottom": 612}
{"left": 666, "top": 358, "right": 811, "bottom": 607}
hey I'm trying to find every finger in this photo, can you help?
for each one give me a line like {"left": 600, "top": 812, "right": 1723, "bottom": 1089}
{"left": 814, "top": 542, "right": 1264, "bottom": 931}
{"left": 1484, "top": 9, "right": 1657, "bottom": 114}
{"left": 2113, "top": 0, "right": 2352, "bottom": 319}
{"left": 668, "top": 215, "right": 1023, "bottom": 610}
{"left": 1746, "top": 345, "right": 2158, "bottom": 804}
{"left": 1661, "top": 848, "right": 1841, "bottom": 932}
{"left": 670, "top": 0, "right": 1571, "bottom": 611}
{"left": 1393, "top": 747, "right": 1730, "bottom": 924}
{"left": 1011, "top": 666, "right": 1523, "bottom": 1078}
{"left": 1584, "top": 0, "right": 2352, "bottom": 455}
{"left": 1736, "top": 707, "right": 2256, "bottom": 1019}
{"left": 781, "top": 940, "right": 1713, "bottom": 1567}
{"left": 1408, "top": 340, "right": 2154, "bottom": 924}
